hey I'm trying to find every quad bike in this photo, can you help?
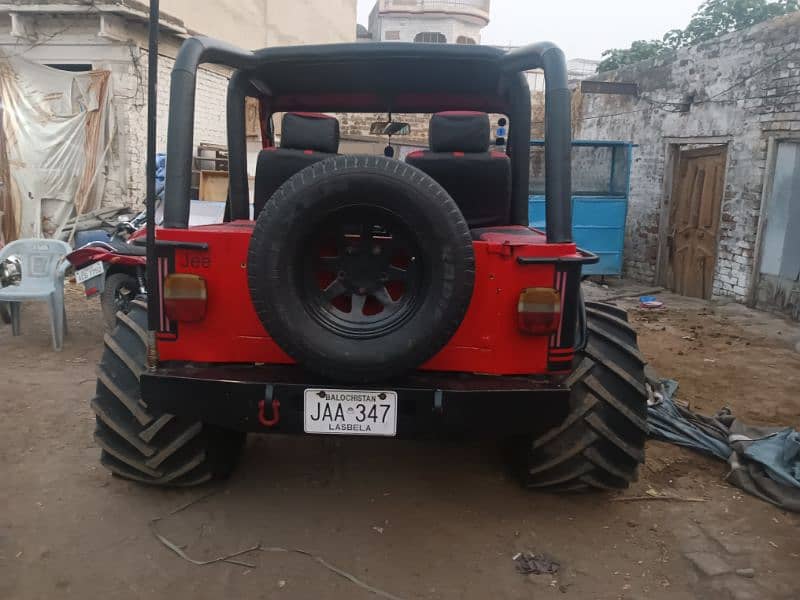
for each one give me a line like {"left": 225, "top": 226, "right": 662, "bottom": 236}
{"left": 87, "top": 37, "right": 648, "bottom": 490}
{"left": 66, "top": 216, "right": 146, "bottom": 330}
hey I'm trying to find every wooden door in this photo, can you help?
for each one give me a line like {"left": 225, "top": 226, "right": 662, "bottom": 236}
{"left": 666, "top": 146, "right": 727, "bottom": 299}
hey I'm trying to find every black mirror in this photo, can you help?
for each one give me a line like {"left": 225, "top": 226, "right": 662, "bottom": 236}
{"left": 370, "top": 121, "right": 411, "bottom": 136}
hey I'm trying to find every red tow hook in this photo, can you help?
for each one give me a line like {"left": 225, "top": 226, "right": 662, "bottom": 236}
{"left": 258, "top": 385, "right": 281, "bottom": 427}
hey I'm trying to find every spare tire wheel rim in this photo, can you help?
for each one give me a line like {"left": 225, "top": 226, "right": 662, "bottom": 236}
{"left": 300, "top": 204, "right": 426, "bottom": 338}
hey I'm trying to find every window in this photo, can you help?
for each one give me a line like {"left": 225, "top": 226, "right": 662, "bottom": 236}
{"left": 414, "top": 32, "right": 447, "bottom": 44}
{"left": 456, "top": 36, "right": 476, "bottom": 45}
{"left": 384, "top": 30, "right": 400, "bottom": 40}
{"left": 760, "top": 141, "right": 800, "bottom": 277}
{"left": 45, "top": 64, "right": 93, "bottom": 72}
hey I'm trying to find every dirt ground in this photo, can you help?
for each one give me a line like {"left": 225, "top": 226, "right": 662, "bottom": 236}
{"left": 2, "top": 281, "right": 799, "bottom": 600}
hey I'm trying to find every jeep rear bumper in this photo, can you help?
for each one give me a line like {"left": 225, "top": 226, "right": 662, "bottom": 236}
{"left": 141, "top": 364, "right": 570, "bottom": 437}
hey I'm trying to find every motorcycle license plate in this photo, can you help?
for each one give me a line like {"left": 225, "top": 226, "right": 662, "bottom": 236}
{"left": 304, "top": 388, "right": 398, "bottom": 436}
{"left": 75, "top": 261, "right": 105, "bottom": 284}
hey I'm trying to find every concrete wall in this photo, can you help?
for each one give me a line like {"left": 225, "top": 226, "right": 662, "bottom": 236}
{"left": 571, "top": 12, "right": 800, "bottom": 318}
{"left": 264, "top": 0, "right": 357, "bottom": 46}
{"left": 159, "top": 0, "right": 264, "bottom": 48}
{"left": 160, "top": 0, "right": 357, "bottom": 48}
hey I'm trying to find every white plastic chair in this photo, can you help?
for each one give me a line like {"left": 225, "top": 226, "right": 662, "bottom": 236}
{"left": 0, "top": 238, "right": 71, "bottom": 351}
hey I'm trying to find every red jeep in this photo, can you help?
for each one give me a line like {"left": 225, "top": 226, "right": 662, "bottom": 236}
{"left": 91, "top": 38, "right": 647, "bottom": 491}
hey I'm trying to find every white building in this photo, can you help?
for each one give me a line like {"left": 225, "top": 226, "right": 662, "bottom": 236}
{"left": 0, "top": 0, "right": 356, "bottom": 240}
{"left": 364, "top": 3, "right": 598, "bottom": 91}
{"left": 526, "top": 58, "right": 601, "bottom": 92}
{"left": 368, "top": 0, "right": 490, "bottom": 45}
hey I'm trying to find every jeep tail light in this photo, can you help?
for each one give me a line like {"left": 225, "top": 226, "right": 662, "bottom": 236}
{"left": 517, "top": 288, "right": 561, "bottom": 335}
{"left": 164, "top": 274, "right": 207, "bottom": 322}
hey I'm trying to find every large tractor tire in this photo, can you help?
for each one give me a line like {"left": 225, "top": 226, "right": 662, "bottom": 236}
{"left": 521, "top": 301, "right": 649, "bottom": 491}
{"left": 248, "top": 155, "right": 475, "bottom": 383}
{"left": 91, "top": 299, "right": 245, "bottom": 486}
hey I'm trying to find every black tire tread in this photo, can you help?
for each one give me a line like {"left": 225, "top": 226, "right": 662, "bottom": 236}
{"left": 585, "top": 300, "right": 629, "bottom": 322}
{"left": 90, "top": 300, "right": 244, "bottom": 486}
{"left": 522, "top": 301, "right": 648, "bottom": 491}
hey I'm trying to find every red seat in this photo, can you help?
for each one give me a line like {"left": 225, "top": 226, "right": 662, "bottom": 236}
{"left": 405, "top": 112, "right": 511, "bottom": 228}
{"left": 253, "top": 112, "right": 339, "bottom": 218}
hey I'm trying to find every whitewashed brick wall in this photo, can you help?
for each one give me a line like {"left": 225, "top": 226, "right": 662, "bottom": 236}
{"left": 119, "top": 49, "right": 229, "bottom": 210}
{"left": 573, "top": 12, "right": 800, "bottom": 305}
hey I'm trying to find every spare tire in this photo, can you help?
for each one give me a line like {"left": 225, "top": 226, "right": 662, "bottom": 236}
{"left": 248, "top": 155, "right": 475, "bottom": 382}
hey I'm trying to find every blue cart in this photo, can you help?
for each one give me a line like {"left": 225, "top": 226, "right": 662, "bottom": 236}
{"left": 528, "top": 140, "right": 633, "bottom": 276}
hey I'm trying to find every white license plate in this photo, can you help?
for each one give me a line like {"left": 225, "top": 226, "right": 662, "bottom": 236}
{"left": 304, "top": 388, "right": 398, "bottom": 436}
{"left": 75, "top": 261, "right": 105, "bottom": 284}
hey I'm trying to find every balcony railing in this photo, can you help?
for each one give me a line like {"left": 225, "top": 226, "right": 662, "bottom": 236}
{"left": 380, "top": 0, "right": 491, "bottom": 19}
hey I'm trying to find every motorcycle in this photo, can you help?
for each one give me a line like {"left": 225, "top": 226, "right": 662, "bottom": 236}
{"left": 67, "top": 212, "right": 147, "bottom": 330}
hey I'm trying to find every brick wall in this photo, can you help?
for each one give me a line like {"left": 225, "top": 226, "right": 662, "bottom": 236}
{"left": 118, "top": 49, "right": 229, "bottom": 210}
{"left": 338, "top": 112, "right": 432, "bottom": 145}
{"left": 338, "top": 112, "right": 508, "bottom": 147}
{"left": 568, "top": 12, "right": 800, "bottom": 306}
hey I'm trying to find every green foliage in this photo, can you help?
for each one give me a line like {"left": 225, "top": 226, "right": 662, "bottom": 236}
{"left": 598, "top": 39, "right": 668, "bottom": 73}
{"left": 597, "top": 0, "right": 800, "bottom": 72}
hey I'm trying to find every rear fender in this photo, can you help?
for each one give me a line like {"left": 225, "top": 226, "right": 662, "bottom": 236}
{"left": 67, "top": 246, "right": 146, "bottom": 269}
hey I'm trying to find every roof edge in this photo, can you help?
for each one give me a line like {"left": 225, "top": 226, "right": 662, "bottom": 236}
{"left": 0, "top": 1, "right": 188, "bottom": 35}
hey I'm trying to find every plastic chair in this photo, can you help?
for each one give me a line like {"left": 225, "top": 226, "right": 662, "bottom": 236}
{"left": 0, "top": 238, "right": 71, "bottom": 351}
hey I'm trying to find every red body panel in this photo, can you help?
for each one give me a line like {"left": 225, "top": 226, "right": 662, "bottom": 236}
{"left": 155, "top": 222, "right": 579, "bottom": 376}
{"left": 66, "top": 246, "right": 146, "bottom": 269}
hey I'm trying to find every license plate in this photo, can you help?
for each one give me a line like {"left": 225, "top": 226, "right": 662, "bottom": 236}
{"left": 304, "top": 388, "right": 398, "bottom": 436}
{"left": 75, "top": 261, "right": 105, "bottom": 284}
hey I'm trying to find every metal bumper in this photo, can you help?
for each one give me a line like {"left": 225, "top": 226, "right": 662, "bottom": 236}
{"left": 141, "top": 364, "right": 570, "bottom": 437}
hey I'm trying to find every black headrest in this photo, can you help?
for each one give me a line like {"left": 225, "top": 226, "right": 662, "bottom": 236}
{"left": 429, "top": 112, "right": 490, "bottom": 153}
{"left": 280, "top": 112, "right": 340, "bottom": 153}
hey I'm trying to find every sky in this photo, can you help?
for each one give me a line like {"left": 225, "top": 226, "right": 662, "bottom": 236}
{"left": 356, "top": 0, "right": 705, "bottom": 61}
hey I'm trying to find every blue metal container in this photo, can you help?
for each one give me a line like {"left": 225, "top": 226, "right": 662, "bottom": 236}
{"left": 529, "top": 140, "right": 633, "bottom": 276}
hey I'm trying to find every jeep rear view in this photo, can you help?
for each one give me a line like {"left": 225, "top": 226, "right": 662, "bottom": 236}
{"left": 91, "top": 38, "right": 648, "bottom": 491}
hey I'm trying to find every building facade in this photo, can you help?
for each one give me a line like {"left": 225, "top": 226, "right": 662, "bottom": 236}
{"left": 368, "top": 0, "right": 489, "bottom": 45}
{"left": 161, "top": 0, "right": 357, "bottom": 49}
{"left": 574, "top": 12, "right": 800, "bottom": 320}
{"left": 0, "top": 1, "right": 357, "bottom": 240}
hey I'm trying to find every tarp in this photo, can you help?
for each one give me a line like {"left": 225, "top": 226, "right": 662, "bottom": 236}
{"left": 648, "top": 380, "right": 800, "bottom": 512}
{"left": 0, "top": 54, "right": 115, "bottom": 240}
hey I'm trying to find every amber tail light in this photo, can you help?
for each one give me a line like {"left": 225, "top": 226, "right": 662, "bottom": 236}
{"left": 164, "top": 274, "right": 207, "bottom": 322}
{"left": 517, "top": 288, "right": 561, "bottom": 335}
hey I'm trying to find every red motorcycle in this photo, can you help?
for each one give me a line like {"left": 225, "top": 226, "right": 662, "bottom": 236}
{"left": 67, "top": 227, "right": 146, "bottom": 330}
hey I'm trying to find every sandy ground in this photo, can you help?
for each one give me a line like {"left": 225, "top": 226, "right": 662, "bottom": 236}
{"left": 1, "top": 282, "right": 800, "bottom": 600}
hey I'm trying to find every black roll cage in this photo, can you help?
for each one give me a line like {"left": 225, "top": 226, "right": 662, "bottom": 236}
{"left": 161, "top": 37, "right": 572, "bottom": 243}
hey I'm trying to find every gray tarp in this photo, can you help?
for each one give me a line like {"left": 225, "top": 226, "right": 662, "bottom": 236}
{"left": 648, "top": 380, "right": 800, "bottom": 512}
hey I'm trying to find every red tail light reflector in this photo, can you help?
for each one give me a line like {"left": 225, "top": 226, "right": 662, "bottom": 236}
{"left": 517, "top": 288, "right": 561, "bottom": 335}
{"left": 164, "top": 274, "right": 207, "bottom": 322}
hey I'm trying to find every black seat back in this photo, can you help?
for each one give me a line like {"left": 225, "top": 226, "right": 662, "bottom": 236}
{"left": 405, "top": 112, "right": 511, "bottom": 228}
{"left": 253, "top": 112, "right": 340, "bottom": 217}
